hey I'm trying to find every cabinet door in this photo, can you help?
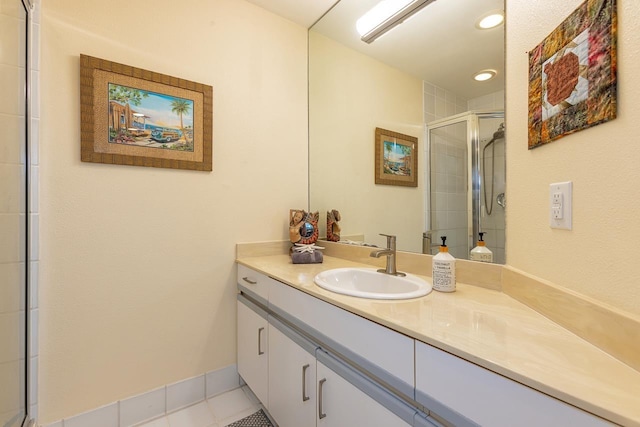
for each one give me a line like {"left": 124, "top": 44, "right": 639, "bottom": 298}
{"left": 415, "top": 342, "right": 612, "bottom": 427}
{"left": 268, "top": 323, "right": 316, "bottom": 427}
{"left": 316, "top": 360, "right": 412, "bottom": 427}
{"left": 237, "top": 299, "right": 268, "bottom": 407}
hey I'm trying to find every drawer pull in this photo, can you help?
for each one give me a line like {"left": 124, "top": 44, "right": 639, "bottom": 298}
{"left": 258, "top": 327, "right": 265, "bottom": 356}
{"left": 318, "top": 378, "right": 327, "bottom": 419}
{"left": 302, "top": 364, "right": 310, "bottom": 402}
{"left": 242, "top": 277, "right": 258, "bottom": 285}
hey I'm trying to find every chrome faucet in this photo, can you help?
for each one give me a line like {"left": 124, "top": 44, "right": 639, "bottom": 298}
{"left": 370, "top": 234, "right": 406, "bottom": 276}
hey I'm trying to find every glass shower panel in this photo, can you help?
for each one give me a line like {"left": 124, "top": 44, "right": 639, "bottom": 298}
{"left": 0, "top": 0, "right": 28, "bottom": 426}
{"left": 429, "top": 120, "right": 469, "bottom": 259}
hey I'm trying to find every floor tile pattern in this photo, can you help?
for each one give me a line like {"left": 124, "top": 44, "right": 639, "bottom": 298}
{"left": 137, "top": 386, "right": 269, "bottom": 427}
{"left": 225, "top": 410, "right": 272, "bottom": 427}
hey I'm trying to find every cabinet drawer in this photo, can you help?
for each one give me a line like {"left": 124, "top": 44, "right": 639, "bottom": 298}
{"left": 237, "top": 264, "right": 271, "bottom": 303}
{"left": 415, "top": 342, "right": 612, "bottom": 427}
{"left": 269, "top": 279, "right": 414, "bottom": 397}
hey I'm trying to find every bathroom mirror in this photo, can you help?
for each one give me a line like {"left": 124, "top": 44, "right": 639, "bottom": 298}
{"left": 309, "top": 0, "right": 506, "bottom": 263}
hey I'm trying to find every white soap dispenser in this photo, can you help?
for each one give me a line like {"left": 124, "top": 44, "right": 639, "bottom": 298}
{"left": 432, "top": 236, "right": 456, "bottom": 292}
{"left": 470, "top": 232, "right": 493, "bottom": 263}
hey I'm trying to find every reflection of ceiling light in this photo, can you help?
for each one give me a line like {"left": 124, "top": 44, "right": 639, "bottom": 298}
{"left": 473, "top": 70, "right": 497, "bottom": 82}
{"left": 476, "top": 12, "right": 504, "bottom": 29}
{"left": 356, "top": 0, "right": 436, "bottom": 44}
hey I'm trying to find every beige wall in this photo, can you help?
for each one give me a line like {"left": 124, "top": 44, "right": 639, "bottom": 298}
{"left": 506, "top": 1, "right": 640, "bottom": 315}
{"left": 309, "top": 32, "right": 424, "bottom": 252}
{"left": 39, "top": 0, "right": 307, "bottom": 423}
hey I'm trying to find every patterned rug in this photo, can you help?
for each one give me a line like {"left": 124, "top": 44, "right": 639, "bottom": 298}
{"left": 225, "top": 409, "right": 273, "bottom": 427}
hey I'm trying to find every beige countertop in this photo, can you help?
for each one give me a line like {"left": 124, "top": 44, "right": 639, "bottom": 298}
{"left": 237, "top": 253, "right": 640, "bottom": 427}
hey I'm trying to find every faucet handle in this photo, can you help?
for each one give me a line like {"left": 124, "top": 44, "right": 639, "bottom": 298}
{"left": 379, "top": 233, "right": 396, "bottom": 249}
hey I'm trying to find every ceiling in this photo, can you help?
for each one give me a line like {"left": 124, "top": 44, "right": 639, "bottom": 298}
{"left": 244, "top": 0, "right": 337, "bottom": 28}
{"left": 246, "top": 0, "right": 504, "bottom": 100}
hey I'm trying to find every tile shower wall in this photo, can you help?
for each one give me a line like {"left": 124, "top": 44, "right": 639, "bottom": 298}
{"left": 470, "top": 91, "right": 505, "bottom": 264}
{"left": 423, "top": 82, "right": 468, "bottom": 257}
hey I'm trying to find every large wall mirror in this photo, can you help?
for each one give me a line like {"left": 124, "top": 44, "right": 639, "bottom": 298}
{"left": 309, "top": 0, "right": 506, "bottom": 263}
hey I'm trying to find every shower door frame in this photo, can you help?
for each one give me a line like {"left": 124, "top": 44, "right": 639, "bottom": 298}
{"left": 22, "top": 0, "right": 34, "bottom": 426}
{"left": 426, "top": 110, "right": 504, "bottom": 258}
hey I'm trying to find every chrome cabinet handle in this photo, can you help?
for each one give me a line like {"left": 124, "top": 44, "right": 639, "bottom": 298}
{"left": 257, "top": 327, "right": 265, "bottom": 355}
{"left": 302, "top": 364, "right": 310, "bottom": 402}
{"left": 318, "top": 378, "right": 327, "bottom": 419}
{"left": 242, "top": 277, "right": 257, "bottom": 285}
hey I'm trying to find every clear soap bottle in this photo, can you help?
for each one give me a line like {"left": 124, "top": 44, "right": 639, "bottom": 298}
{"left": 470, "top": 232, "right": 493, "bottom": 263}
{"left": 432, "top": 236, "right": 456, "bottom": 292}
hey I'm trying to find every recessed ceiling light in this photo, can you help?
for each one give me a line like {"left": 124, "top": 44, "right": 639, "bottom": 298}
{"left": 473, "top": 70, "right": 497, "bottom": 82}
{"left": 476, "top": 12, "right": 504, "bottom": 29}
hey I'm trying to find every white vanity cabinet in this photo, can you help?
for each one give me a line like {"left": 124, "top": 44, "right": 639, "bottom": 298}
{"left": 236, "top": 264, "right": 273, "bottom": 408}
{"left": 316, "top": 351, "right": 413, "bottom": 427}
{"left": 268, "top": 318, "right": 317, "bottom": 427}
{"left": 415, "top": 342, "right": 612, "bottom": 427}
{"left": 237, "top": 297, "right": 269, "bottom": 408}
{"left": 237, "top": 265, "right": 421, "bottom": 427}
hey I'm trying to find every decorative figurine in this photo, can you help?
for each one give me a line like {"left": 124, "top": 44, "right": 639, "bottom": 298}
{"left": 289, "top": 209, "right": 322, "bottom": 263}
{"left": 289, "top": 209, "right": 319, "bottom": 245}
{"left": 326, "top": 209, "right": 341, "bottom": 242}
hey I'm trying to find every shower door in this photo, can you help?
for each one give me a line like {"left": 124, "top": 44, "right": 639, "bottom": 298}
{"left": 427, "top": 111, "right": 505, "bottom": 262}
{"left": 427, "top": 114, "right": 473, "bottom": 260}
{"left": 1, "top": 0, "right": 30, "bottom": 426}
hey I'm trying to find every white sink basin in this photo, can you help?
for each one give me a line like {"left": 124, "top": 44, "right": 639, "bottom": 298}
{"left": 314, "top": 268, "right": 432, "bottom": 300}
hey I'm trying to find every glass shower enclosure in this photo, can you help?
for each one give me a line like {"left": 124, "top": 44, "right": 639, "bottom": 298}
{"left": 426, "top": 111, "right": 506, "bottom": 263}
{"left": 1, "top": 0, "right": 32, "bottom": 426}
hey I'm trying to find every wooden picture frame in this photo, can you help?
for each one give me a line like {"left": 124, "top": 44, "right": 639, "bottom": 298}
{"left": 528, "top": 0, "right": 617, "bottom": 149}
{"left": 374, "top": 127, "right": 418, "bottom": 187}
{"left": 80, "top": 54, "right": 213, "bottom": 171}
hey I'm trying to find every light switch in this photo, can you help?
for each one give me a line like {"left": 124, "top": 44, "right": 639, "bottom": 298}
{"left": 550, "top": 182, "right": 572, "bottom": 230}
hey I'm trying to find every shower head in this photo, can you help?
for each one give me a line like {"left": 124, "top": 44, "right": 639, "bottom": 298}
{"left": 491, "top": 123, "right": 505, "bottom": 142}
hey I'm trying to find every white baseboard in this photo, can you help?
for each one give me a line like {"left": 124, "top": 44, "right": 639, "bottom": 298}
{"left": 42, "top": 364, "right": 239, "bottom": 427}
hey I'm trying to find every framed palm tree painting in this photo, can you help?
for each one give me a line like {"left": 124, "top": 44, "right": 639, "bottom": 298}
{"left": 80, "top": 54, "right": 213, "bottom": 171}
{"left": 374, "top": 127, "right": 418, "bottom": 187}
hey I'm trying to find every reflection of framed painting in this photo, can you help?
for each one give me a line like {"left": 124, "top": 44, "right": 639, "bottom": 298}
{"left": 528, "top": 0, "right": 617, "bottom": 149}
{"left": 80, "top": 54, "right": 213, "bottom": 171}
{"left": 374, "top": 127, "right": 418, "bottom": 187}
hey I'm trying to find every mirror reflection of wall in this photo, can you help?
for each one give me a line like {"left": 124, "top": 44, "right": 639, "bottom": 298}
{"left": 309, "top": 0, "right": 505, "bottom": 262}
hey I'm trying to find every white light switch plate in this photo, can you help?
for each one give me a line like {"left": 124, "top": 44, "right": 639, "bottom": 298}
{"left": 549, "top": 181, "right": 572, "bottom": 230}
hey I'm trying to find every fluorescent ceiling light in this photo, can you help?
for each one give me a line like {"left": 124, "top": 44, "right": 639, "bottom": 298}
{"left": 473, "top": 69, "right": 497, "bottom": 82}
{"left": 476, "top": 12, "right": 504, "bottom": 29}
{"left": 356, "top": 0, "right": 436, "bottom": 44}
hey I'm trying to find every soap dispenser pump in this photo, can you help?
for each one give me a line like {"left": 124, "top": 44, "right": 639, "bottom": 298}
{"left": 432, "top": 236, "right": 456, "bottom": 292}
{"left": 470, "top": 232, "right": 493, "bottom": 263}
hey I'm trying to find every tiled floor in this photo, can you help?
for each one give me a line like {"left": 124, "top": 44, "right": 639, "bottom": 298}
{"left": 136, "top": 386, "right": 268, "bottom": 427}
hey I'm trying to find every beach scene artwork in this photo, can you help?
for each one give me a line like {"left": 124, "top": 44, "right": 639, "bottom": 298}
{"left": 108, "top": 83, "right": 195, "bottom": 152}
{"left": 382, "top": 139, "right": 413, "bottom": 177}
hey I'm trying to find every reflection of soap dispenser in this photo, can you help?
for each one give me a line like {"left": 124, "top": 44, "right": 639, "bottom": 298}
{"left": 470, "top": 232, "right": 493, "bottom": 263}
{"left": 432, "top": 236, "right": 456, "bottom": 292}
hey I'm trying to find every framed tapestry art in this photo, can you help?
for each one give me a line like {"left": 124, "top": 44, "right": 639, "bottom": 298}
{"left": 80, "top": 54, "right": 213, "bottom": 171}
{"left": 528, "top": 0, "right": 617, "bottom": 149}
{"left": 374, "top": 127, "right": 418, "bottom": 187}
